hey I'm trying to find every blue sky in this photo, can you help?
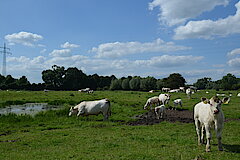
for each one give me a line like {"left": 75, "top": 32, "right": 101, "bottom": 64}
{"left": 0, "top": 0, "right": 240, "bottom": 84}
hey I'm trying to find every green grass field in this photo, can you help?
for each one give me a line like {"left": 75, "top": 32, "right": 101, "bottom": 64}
{"left": 0, "top": 90, "right": 239, "bottom": 160}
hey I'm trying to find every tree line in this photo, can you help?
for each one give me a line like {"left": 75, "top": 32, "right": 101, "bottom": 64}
{"left": 193, "top": 74, "right": 240, "bottom": 90}
{"left": 109, "top": 73, "right": 186, "bottom": 91}
{"left": 0, "top": 65, "right": 239, "bottom": 91}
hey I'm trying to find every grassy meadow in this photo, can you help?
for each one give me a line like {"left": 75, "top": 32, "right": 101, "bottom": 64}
{"left": 0, "top": 90, "right": 239, "bottom": 160}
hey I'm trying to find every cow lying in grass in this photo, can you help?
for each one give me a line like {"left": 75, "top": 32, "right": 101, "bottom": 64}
{"left": 173, "top": 99, "right": 182, "bottom": 109}
{"left": 69, "top": 99, "right": 111, "bottom": 121}
{"left": 194, "top": 96, "right": 226, "bottom": 152}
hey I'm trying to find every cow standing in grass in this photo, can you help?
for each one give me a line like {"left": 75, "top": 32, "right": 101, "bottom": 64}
{"left": 159, "top": 94, "right": 171, "bottom": 105}
{"left": 69, "top": 99, "right": 111, "bottom": 121}
{"left": 144, "top": 96, "right": 160, "bottom": 110}
{"left": 194, "top": 96, "right": 225, "bottom": 152}
{"left": 155, "top": 105, "right": 166, "bottom": 119}
{"left": 186, "top": 88, "right": 192, "bottom": 99}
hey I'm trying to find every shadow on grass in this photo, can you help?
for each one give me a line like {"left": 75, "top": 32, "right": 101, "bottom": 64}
{"left": 223, "top": 144, "right": 240, "bottom": 153}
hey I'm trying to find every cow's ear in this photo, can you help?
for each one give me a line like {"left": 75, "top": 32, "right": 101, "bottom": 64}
{"left": 201, "top": 97, "right": 208, "bottom": 104}
{"left": 222, "top": 97, "right": 230, "bottom": 104}
{"left": 212, "top": 96, "right": 219, "bottom": 102}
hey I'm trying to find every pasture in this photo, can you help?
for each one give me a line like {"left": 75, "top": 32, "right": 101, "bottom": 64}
{"left": 0, "top": 90, "right": 239, "bottom": 159}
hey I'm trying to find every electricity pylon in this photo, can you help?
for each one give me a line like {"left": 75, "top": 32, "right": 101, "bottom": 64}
{"left": 0, "top": 43, "right": 12, "bottom": 76}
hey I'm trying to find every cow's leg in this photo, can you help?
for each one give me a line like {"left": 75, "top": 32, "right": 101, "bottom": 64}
{"left": 77, "top": 108, "right": 85, "bottom": 117}
{"left": 205, "top": 125, "right": 211, "bottom": 152}
{"left": 77, "top": 111, "right": 81, "bottom": 117}
{"left": 216, "top": 128, "right": 223, "bottom": 151}
{"left": 163, "top": 110, "right": 166, "bottom": 119}
{"left": 160, "top": 111, "right": 163, "bottom": 118}
{"left": 103, "top": 112, "right": 108, "bottom": 121}
{"left": 201, "top": 126, "right": 205, "bottom": 144}
{"left": 155, "top": 109, "right": 159, "bottom": 119}
{"left": 195, "top": 119, "right": 201, "bottom": 145}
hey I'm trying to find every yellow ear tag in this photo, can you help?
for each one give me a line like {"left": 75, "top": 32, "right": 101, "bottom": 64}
{"left": 203, "top": 101, "right": 208, "bottom": 104}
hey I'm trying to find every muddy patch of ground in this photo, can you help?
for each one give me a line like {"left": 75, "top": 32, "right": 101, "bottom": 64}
{"left": 128, "top": 109, "right": 194, "bottom": 126}
{"left": 128, "top": 109, "right": 240, "bottom": 126}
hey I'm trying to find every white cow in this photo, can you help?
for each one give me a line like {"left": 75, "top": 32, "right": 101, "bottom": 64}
{"left": 216, "top": 93, "right": 225, "bottom": 97}
{"left": 79, "top": 88, "right": 90, "bottom": 92}
{"left": 173, "top": 99, "right": 182, "bottom": 109}
{"left": 169, "top": 89, "right": 180, "bottom": 93}
{"left": 144, "top": 96, "right": 160, "bottom": 110}
{"left": 179, "top": 87, "right": 185, "bottom": 92}
{"left": 194, "top": 96, "right": 225, "bottom": 152}
{"left": 162, "top": 87, "right": 171, "bottom": 92}
{"left": 159, "top": 94, "right": 171, "bottom": 105}
{"left": 186, "top": 88, "right": 192, "bottom": 99}
{"left": 155, "top": 105, "right": 166, "bottom": 119}
{"left": 87, "top": 90, "right": 94, "bottom": 94}
{"left": 69, "top": 99, "right": 111, "bottom": 121}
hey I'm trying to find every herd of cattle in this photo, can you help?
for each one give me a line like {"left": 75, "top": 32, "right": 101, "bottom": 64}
{"left": 68, "top": 88, "right": 238, "bottom": 152}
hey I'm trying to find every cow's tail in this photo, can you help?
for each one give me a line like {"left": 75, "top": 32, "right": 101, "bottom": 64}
{"left": 105, "top": 98, "right": 111, "bottom": 116}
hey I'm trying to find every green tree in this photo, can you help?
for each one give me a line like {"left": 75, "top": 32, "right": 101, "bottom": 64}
{"left": 140, "top": 77, "right": 157, "bottom": 91}
{"left": 2, "top": 75, "right": 17, "bottom": 89}
{"left": 156, "top": 79, "right": 165, "bottom": 90}
{"left": 0, "top": 74, "right": 6, "bottom": 89}
{"left": 194, "top": 77, "right": 211, "bottom": 89}
{"left": 63, "top": 67, "right": 87, "bottom": 90}
{"left": 220, "top": 73, "right": 238, "bottom": 90}
{"left": 42, "top": 65, "right": 65, "bottom": 90}
{"left": 165, "top": 73, "right": 186, "bottom": 89}
{"left": 110, "top": 79, "right": 122, "bottom": 90}
{"left": 129, "top": 77, "right": 140, "bottom": 90}
{"left": 16, "top": 76, "right": 30, "bottom": 90}
{"left": 121, "top": 78, "right": 130, "bottom": 90}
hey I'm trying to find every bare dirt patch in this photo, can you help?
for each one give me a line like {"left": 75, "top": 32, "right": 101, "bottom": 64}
{"left": 128, "top": 109, "right": 240, "bottom": 126}
{"left": 128, "top": 109, "right": 194, "bottom": 126}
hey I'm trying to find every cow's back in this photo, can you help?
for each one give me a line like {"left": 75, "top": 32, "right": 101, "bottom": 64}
{"left": 84, "top": 99, "right": 109, "bottom": 115}
{"left": 159, "top": 94, "right": 165, "bottom": 102}
{"left": 194, "top": 102, "right": 213, "bottom": 125}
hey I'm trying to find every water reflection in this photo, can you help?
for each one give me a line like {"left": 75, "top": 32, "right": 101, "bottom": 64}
{"left": 0, "top": 103, "right": 62, "bottom": 116}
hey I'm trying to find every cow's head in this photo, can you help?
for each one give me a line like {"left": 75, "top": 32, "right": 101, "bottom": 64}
{"left": 69, "top": 106, "right": 78, "bottom": 116}
{"left": 209, "top": 96, "right": 222, "bottom": 114}
{"left": 164, "top": 94, "right": 171, "bottom": 104}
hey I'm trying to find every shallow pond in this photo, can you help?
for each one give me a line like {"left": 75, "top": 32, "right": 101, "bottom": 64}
{"left": 0, "top": 103, "right": 63, "bottom": 116}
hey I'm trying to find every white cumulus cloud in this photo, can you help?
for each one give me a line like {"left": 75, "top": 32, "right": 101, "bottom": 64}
{"left": 61, "top": 42, "right": 80, "bottom": 48}
{"left": 227, "top": 48, "right": 240, "bottom": 68}
{"left": 227, "top": 48, "right": 240, "bottom": 57}
{"left": 5, "top": 31, "right": 43, "bottom": 46}
{"left": 149, "top": 0, "right": 229, "bottom": 26}
{"left": 49, "top": 49, "right": 72, "bottom": 57}
{"left": 135, "top": 55, "right": 203, "bottom": 68}
{"left": 91, "top": 38, "right": 191, "bottom": 58}
{"left": 228, "top": 57, "right": 240, "bottom": 67}
{"left": 173, "top": 1, "right": 240, "bottom": 40}
{"left": 47, "top": 55, "right": 87, "bottom": 67}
